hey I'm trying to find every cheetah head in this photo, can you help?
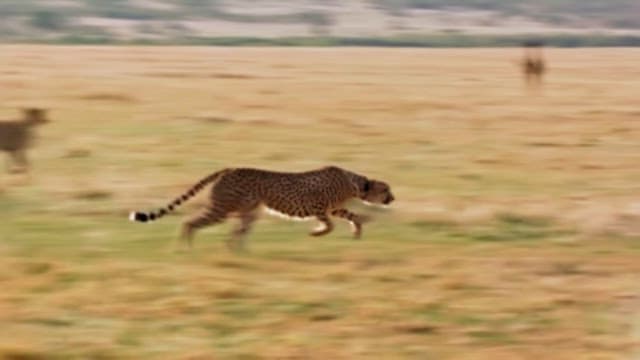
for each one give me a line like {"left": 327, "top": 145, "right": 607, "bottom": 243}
{"left": 360, "top": 179, "right": 395, "bottom": 206}
{"left": 23, "top": 108, "right": 49, "bottom": 125}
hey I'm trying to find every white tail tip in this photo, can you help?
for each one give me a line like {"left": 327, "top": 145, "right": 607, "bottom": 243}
{"left": 129, "top": 211, "right": 136, "bottom": 222}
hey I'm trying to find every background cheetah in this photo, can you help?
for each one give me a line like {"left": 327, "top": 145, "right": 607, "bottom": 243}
{"left": 0, "top": 108, "right": 49, "bottom": 173}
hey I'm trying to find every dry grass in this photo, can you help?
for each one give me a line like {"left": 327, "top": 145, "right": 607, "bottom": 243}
{"left": 0, "top": 46, "right": 639, "bottom": 359}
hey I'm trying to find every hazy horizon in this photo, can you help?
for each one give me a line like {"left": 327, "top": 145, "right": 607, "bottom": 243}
{"left": 1, "top": 0, "right": 639, "bottom": 45}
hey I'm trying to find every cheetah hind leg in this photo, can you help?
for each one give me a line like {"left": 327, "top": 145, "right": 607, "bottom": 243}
{"left": 7, "top": 151, "right": 28, "bottom": 173}
{"left": 227, "top": 210, "right": 258, "bottom": 253}
{"left": 179, "top": 206, "right": 227, "bottom": 251}
{"left": 310, "top": 214, "right": 334, "bottom": 237}
{"left": 13, "top": 150, "right": 29, "bottom": 173}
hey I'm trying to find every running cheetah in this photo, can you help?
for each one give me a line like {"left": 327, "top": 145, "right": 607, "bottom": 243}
{"left": 129, "top": 166, "right": 395, "bottom": 251}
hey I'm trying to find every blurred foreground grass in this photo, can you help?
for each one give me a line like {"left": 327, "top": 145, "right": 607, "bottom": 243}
{"left": 0, "top": 46, "right": 639, "bottom": 359}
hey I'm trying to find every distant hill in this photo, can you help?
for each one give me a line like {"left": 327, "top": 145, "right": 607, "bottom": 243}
{"left": 1, "top": 0, "right": 639, "bottom": 46}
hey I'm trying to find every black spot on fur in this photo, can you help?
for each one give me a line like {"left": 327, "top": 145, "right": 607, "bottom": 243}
{"left": 134, "top": 212, "right": 149, "bottom": 222}
{"left": 168, "top": 205, "right": 174, "bottom": 211}
{"left": 149, "top": 213, "right": 156, "bottom": 220}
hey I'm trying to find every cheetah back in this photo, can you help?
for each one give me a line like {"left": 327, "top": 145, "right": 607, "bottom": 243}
{"left": 210, "top": 167, "right": 356, "bottom": 218}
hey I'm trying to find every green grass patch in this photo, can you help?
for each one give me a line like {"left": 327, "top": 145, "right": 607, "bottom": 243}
{"left": 469, "top": 213, "right": 559, "bottom": 242}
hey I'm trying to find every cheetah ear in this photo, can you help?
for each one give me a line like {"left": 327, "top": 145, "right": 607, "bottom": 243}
{"left": 21, "top": 107, "right": 42, "bottom": 114}
{"left": 363, "top": 179, "right": 371, "bottom": 193}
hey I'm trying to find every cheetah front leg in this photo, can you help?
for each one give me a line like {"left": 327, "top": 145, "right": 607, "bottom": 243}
{"left": 331, "top": 209, "right": 370, "bottom": 239}
{"left": 310, "top": 214, "right": 334, "bottom": 237}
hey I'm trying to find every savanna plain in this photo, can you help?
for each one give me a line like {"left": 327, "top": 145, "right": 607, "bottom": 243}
{"left": 0, "top": 46, "right": 639, "bottom": 359}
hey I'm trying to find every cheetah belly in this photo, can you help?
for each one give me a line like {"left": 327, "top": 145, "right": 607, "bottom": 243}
{"left": 264, "top": 206, "right": 313, "bottom": 221}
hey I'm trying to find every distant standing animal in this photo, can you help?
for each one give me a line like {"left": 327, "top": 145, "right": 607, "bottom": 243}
{"left": 129, "top": 166, "right": 395, "bottom": 251}
{"left": 521, "top": 41, "right": 546, "bottom": 88}
{"left": 522, "top": 57, "right": 545, "bottom": 86}
{"left": 0, "top": 108, "right": 50, "bottom": 173}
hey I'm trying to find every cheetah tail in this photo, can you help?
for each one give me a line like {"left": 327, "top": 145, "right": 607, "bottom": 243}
{"left": 128, "top": 169, "right": 227, "bottom": 223}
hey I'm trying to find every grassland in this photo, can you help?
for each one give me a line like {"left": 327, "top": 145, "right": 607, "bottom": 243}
{"left": 0, "top": 46, "right": 639, "bottom": 359}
